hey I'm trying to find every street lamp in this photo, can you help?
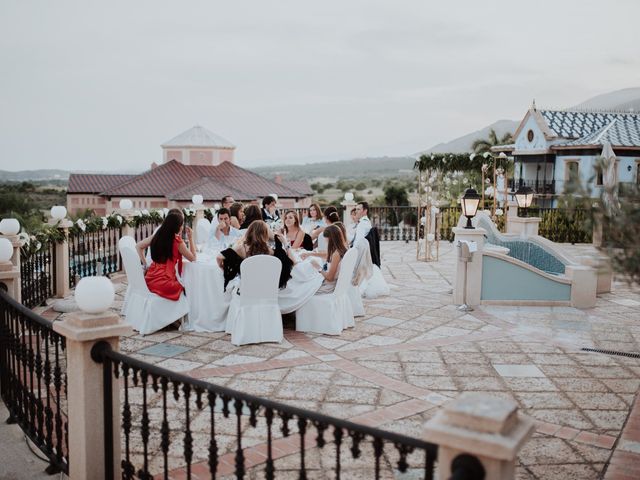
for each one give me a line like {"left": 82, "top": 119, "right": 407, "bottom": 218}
{"left": 515, "top": 186, "right": 534, "bottom": 217}
{"left": 461, "top": 188, "right": 481, "bottom": 229}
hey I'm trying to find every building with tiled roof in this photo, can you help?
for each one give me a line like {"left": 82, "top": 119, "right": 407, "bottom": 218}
{"left": 67, "top": 127, "right": 313, "bottom": 215}
{"left": 493, "top": 104, "right": 640, "bottom": 206}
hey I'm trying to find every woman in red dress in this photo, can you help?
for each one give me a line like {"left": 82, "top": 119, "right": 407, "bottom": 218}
{"left": 135, "top": 209, "right": 196, "bottom": 301}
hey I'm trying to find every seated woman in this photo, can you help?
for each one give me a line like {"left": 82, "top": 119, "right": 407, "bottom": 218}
{"left": 301, "top": 203, "right": 324, "bottom": 234}
{"left": 315, "top": 224, "right": 348, "bottom": 294}
{"left": 240, "top": 204, "right": 263, "bottom": 230}
{"left": 136, "top": 209, "right": 196, "bottom": 301}
{"left": 217, "top": 220, "right": 293, "bottom": 290}
{"left": 303, "top": 210, "right": 344, "bottom": 259}
{"left": 261, "top": 195, "right": 280, "bottom": 223}
{"left": 229, "top": 202, "right": 245, "bottom": 230}
{"left": 281, "top": 210, "right": 313, "bottom": 250}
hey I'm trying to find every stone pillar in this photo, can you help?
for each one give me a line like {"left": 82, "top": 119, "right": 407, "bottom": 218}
{"left": 452, "top": 227, "right": 486, "bottom": 307}
{"left": 565, "top": 265, "right": 597, "bottom": 308}
{"left": 53, "top": 311, "right": 133, "bottom": 480}
{"left": 54, "top": 220, "right": 73, "bottom": 298}
{"left": 120, "top": 213, "right": 135, "bottom": 239}
{"left": 424, "top": 392, "right": 535, "bottom": 480}
{"left": 579, "top": 254, "right": 612, "bottom": 294}
{"left": 341, "top": 200, "right": 357, "bottom": 229}
{"left": 0, "top": 259, "right": 20, "bottom": 302}
{"left": 507, "top": 216, "right": 541, "bottom": 237}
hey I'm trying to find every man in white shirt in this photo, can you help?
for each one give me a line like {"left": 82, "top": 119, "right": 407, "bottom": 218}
{"left": 349, "top": 201, "right": 372, "bottom": 246}
{"left": 208, "top": 208, "right": 241, "bottom": 251}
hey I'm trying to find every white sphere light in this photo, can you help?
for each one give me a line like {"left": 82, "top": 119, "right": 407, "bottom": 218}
{"left": 191, "top": 194, "right": 203, "bottom": 206}
{"left": 213, "top": 203, "right": 221, "bottom": 210}
{"left": 74, "top": 277, "right": 115, "bottom": 314}
{"left": 0, "top": 238, "right": 13, "bottom": 263}
{"left": 0, "top": 218, "right": 20, "bottom": 236}
{"left": 268, "top": 193, "right": 278, "bottom": 202}
{"left": 119, "top": 199, "right": 133, "bottom": 210}
{"left": 344, "top": 192, "right": 354, "bottom": 202}
{"left": 50, "top": 205, "right": 67, "bottom": 220}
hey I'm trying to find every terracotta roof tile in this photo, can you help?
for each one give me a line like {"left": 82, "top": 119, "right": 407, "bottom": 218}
{"left": 101, "top": 161, "right": 199, "bottom": 197}
{"left": 67, "top": 173, "right": 136, "bottom": 194}
{"left": 282, "top": 180, "right": 314, "bottom": 196}
{"left": 168, "top": 177, "right": 254, "bottom": 202}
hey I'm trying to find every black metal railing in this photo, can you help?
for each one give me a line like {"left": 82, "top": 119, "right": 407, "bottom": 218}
{"left": 134, "top": 222, "right": 161, "bottom": 243}
{"left": 68, "top": 227, "right": 123, "bottom": 289}
{"left": 369, "top": 206, "right": 419, "bottom": 242}
{"left": 439, "top": 207, "right": 462, "bottom": 242}
{"left": 0, "top": 289, "right": 69, "bottom": 475}
{"left": 20, "top": 241, "right": 56, "bottom": 309}
{"left": 92, "top": 341, "right": 441, "bottom": 479}
{"left": 509, "top": 178, "right": 556, "bottom": 195}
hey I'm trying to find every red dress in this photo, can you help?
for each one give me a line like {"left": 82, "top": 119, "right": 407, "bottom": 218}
{"left": 144, "top": 235, "right": 184, "bottom": 301}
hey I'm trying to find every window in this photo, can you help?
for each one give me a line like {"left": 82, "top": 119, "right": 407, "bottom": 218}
{"left": 637, "top": 161, "right": 640, "bottom": 185}
{"left": 595, "top": 165, "right": 603, "bottom": 186}
{"left": 566, "top": 161, "right": 579, "bottom": 183}
{"left": 527, "top": 130, "right": 534, "bottom": 142}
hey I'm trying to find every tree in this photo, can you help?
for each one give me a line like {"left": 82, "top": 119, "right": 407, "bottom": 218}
{"left": 383, "top": 184, "right": 409, "bottom": 206}
{"left": 355, "top": 182, "right": 367, "bottom": 191}
{"left": 471, "top": 129, "right": 514, "bottom": 155}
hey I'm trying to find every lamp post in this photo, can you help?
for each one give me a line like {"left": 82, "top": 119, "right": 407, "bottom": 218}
{"left": 461, "top": 188, "right": 481, "bottom": 229}
{"left": 515, "top": 186, "right": 534, "bottom": 217}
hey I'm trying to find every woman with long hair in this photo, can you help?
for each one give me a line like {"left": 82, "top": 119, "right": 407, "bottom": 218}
{"left": 240, "top": 204, "right": 262, "bottom": 230}
{"left": 281, "top": 210, "right": 305, "bottom": 249}
{"left": 135, "top": 209, "right": 196, "bottom": 301}
{"left": 301, "top": 203, "right": 324, "bottom": 234}
{"left": 229, "top": 202, "right": 244, "bottom": 230}
{"left": 315, "top": 224, "right": 348, "bottom": 294}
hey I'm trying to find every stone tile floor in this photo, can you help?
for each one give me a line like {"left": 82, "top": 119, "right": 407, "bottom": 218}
{"left": 37, "top": 241, "right": 640, "bottom": 479}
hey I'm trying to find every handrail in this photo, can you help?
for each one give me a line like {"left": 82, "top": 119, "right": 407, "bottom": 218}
{"left": 0, "top": 287, "right": 55, "bottom": 329}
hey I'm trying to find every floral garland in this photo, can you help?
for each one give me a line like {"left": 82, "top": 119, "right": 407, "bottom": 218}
{"left": 18, "top": 208, "right": 196, "bottom": 256}
{"left": 414, "top": 152, "right": 511, "bottom": 173}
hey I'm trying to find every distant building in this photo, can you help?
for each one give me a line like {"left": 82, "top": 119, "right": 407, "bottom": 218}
{"left": 67, "top": 126, "right": 312, "bottom": 215}
{"left": 494, "top": 104, "right": 640, "bottom": 206}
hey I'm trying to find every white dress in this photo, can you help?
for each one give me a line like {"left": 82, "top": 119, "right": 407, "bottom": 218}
{"left": 278, "top": 260, "right": 324, "bottom": 314}
{"left": 301, "top": 218, "right": 325, "bottom": 234}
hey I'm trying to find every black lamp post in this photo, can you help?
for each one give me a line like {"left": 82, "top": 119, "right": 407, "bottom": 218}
{"left": 461, "top": 188, "right": 481, "bottom": 229}
{"left": 515, "top": 185, "right": 534, "bottom": 217}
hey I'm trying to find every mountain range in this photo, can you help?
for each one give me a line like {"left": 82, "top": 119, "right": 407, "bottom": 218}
{"left": 2, "top": 88, "right": 639, "bottom": 182}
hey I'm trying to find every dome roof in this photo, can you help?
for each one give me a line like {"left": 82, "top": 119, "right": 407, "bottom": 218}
{"left": 161, "top": 125, "right": 235, "bottom": 149}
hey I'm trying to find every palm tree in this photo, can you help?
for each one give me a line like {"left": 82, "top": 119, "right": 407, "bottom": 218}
{"left": 471, "top": 129, "right": 514, "bottom": 155}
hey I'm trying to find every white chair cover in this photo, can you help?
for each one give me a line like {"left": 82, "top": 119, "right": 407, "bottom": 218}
{"left": 296, "top": 248, "right": 358, "bottom": 335}
{"left": 119, "top": 244, "right": 189, "bottom": 335}
{"left": 196, "top": 218, "right": 212, "bottom": 247}
{"left": 118, "top": 236, "right": 137, "bottom": 315}
{"left": 227, "top": 255, "right": 283, "bottom": 345}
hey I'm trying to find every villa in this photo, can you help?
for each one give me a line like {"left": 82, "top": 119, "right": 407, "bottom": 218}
{"left": 66, "top": 125, "right": 313, "bottom": 215}
{"left": 495, "top": 103, "right": 640, "bottom": 207}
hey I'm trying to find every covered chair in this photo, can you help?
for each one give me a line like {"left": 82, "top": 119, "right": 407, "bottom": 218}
{"left": 196, "top": 218, "right": 212, "bottom": 248}
{"left": 118, "top": 236, "right": 137, "bottom": 315}
{"left": 226, "top": 255, "right": 283, "bottom": 345}
{"left": 296, "top": 248, "right": 358, "bottom": 335}
{"left": 119, "top": 243, "right": 189, "bottom": 335}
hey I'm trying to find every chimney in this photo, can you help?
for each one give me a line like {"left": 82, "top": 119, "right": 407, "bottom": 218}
{"left": 151, "top": 162, "right": 158, "bottom": 169}
{"left": 274, "top": 175, "right": 282, "bottom": 185}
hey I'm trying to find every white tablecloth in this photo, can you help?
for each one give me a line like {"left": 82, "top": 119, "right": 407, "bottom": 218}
{"left": 181, "top": 254, "right": 230, "bottom": 332}
{"left": 181, "top": 252, "right": 324, "bottom": 327}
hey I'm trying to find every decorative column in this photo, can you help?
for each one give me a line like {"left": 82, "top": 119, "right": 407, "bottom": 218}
{"left": 341, "top": 194, "right": 357, "bottom": 230}
{"left": 507, "top": 214, "right": 541, "bottom": 237}
{"left": 54, "top": 219, "right": 73, "bottom": 298}
{"left": 424, "top": 392, "right": 535, "bottom": 480}
{"left": 452, "top": 227, "right": 486, "bottom": 307}
{"left": 53, "top": 279, "right": 133, "bottom": 480}
{"left": 0, "top": 238, "right": 20, "bottom": 302}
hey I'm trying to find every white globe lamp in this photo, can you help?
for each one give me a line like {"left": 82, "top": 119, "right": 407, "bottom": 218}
{"left": 344, "top": 192, "right": 354, "bottom": 202}
{"left": 119, "top": 199, "right": 133, "bottom": 210}
{"left": 0, "top": 218, "right": 20, "bottom": 236}
{"left": 268, "top": 193, "right": 278, "bottom": 202}
{"left": 213, "top": 203, "right": 221, "bottom": 211}
{"left": 50, "top": 206, "right": 67, "bottom": 220}
{"left": 191, "top": 194, "right": 203, "bottom": 206}
{"left": 0, "top": 238, "right": 13, "bottom": 263}
{"left": 74, "top": 277, "right": 115, "bottom": 314}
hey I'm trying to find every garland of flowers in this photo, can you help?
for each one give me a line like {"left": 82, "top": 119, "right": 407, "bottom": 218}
{"left": 18, "top": 208, "right": 198, "bottom": 257}
{"left": 414, "top": 152, "right": 510, "bottom": 173}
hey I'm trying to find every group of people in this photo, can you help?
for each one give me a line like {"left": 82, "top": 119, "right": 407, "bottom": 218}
{"left": 134, "top": 197, "right": 380, "bottom": 330}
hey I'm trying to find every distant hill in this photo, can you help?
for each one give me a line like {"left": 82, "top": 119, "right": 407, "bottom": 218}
{"left": 571, "top": 87, "right": 640, "bottom": 112}
{"left": 0, "top": 169, "right": 71, "bottom": 182}
{"left": 251, "top": 156, "right": 416, "bottom": 180}
{"left": 415, "top": 119, "right": 519, "bottom": 156}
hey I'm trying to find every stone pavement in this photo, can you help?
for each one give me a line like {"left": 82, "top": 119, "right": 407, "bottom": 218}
{"left": 33, "top": 241, "right": 640, "bottom": 479}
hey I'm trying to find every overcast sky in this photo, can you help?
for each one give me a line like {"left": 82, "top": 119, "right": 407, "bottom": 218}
{"left": 1, "top": 0, "right": 639, "bottom": 172}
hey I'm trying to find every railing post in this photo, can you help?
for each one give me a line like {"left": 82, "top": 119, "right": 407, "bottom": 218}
{"left": 54, "top": 220, "right": 73, "bottom": 298}
{"left": 0, "top": 234, "right": 20, "bottom": 302}
{"left": 424, "top": 392, "right": 535, "bottom": 480}
{"left": 341, "top": 199, "right": 357, "bottom": 230}
{"left": 53, "top": 307, "right": 133, "bottom": 479}
{"left": 452, "top": 227, "right": 486, "bottom": 307}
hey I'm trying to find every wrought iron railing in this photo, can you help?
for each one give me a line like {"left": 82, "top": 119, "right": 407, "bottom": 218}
{"left": 369, "top": 206, "right": 418, "bottom": 242}
{"left": 92, "top": 341, "right": 441, "bottom": 479}
{"left": 20, "top": 241, "right": 56, "bottom": 309}
{"left": 68, "top": 227, "right": 123, "bottom": 289}
{"left": 0, "top": 288, "right": 69, "bottom": 475}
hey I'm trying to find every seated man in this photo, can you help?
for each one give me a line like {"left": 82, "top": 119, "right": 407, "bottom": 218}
{"left": 261, "top": 195, "right": 280, "bottom": 223}
{"left": 348, "top": 201, "right": 372, "bottom": 246}
{"left": 207, "top": 208, "right": 241, "bottom": 251}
